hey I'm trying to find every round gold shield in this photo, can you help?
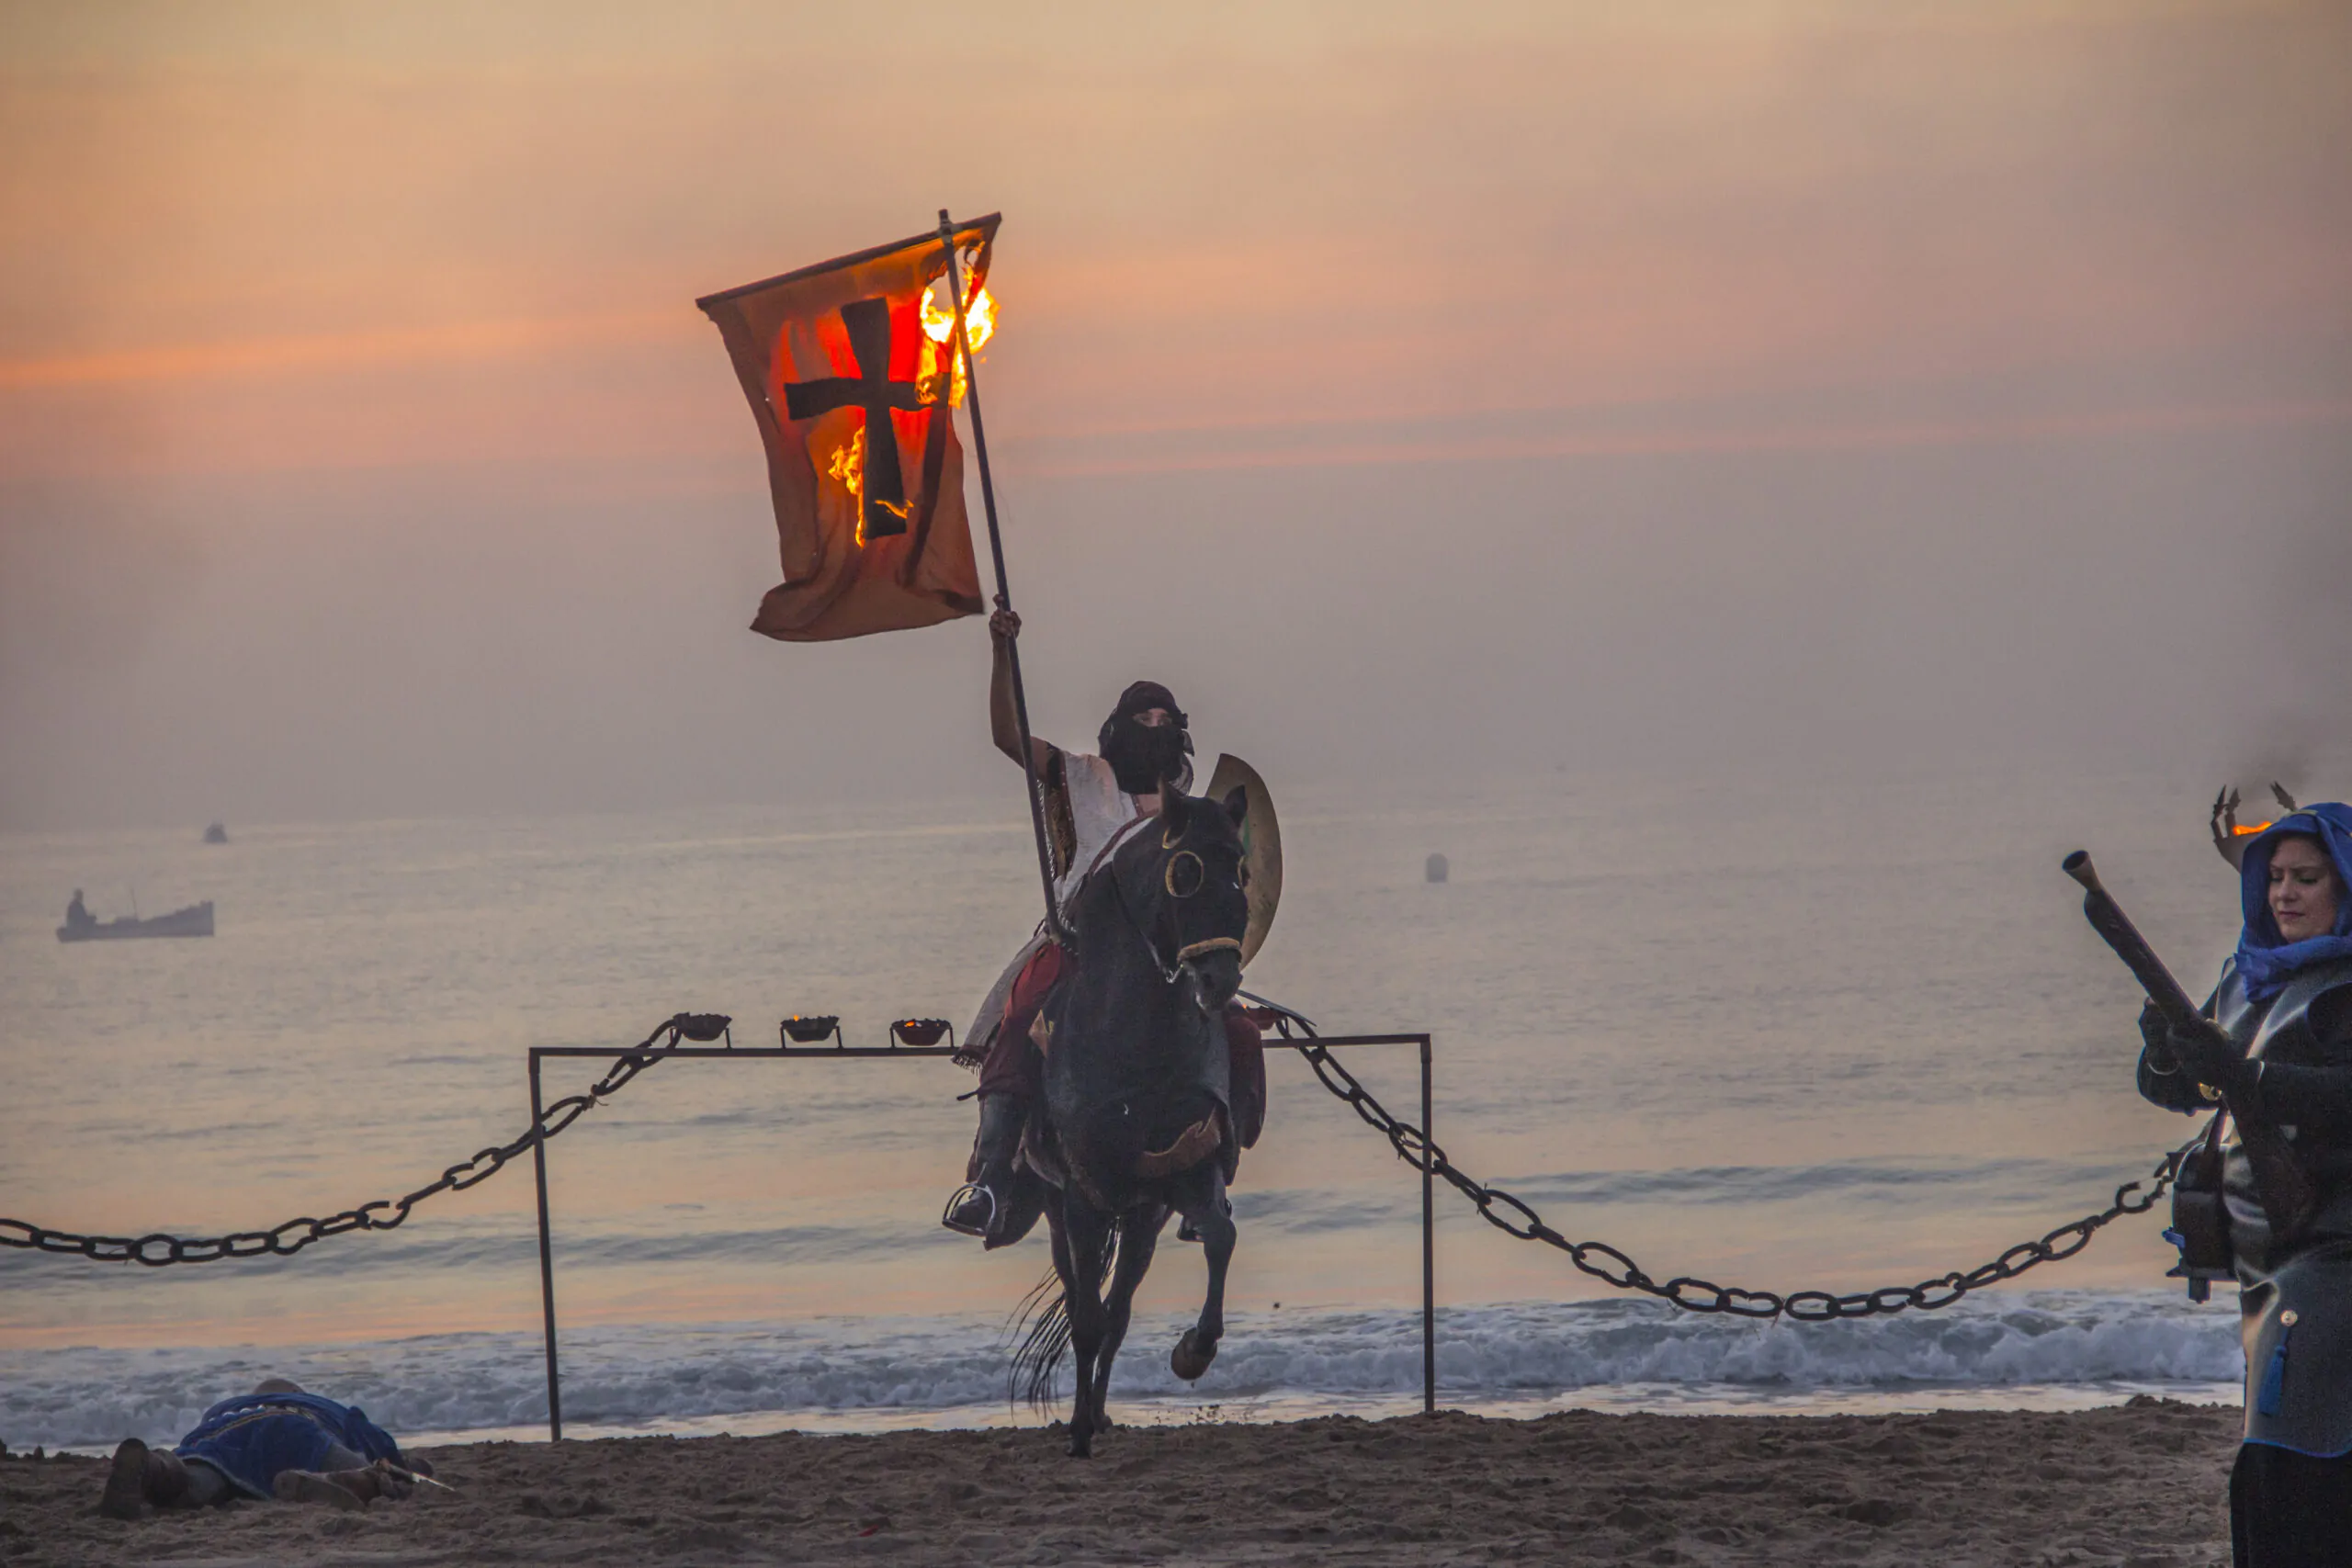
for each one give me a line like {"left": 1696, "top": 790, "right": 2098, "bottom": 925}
{"left": 1202, "top": 753, "right": 1283, "bottom": 966}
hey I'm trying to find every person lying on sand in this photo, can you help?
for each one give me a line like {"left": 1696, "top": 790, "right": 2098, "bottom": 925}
{"left": 98, "top": 1376, "right": 430, "bottom": 1518}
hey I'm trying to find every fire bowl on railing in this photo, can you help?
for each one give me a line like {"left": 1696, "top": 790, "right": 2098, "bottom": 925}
{"left": 779, "top": 1014, "right": 842, "bottom": 1046}
{"left": 890, "top": 1018, "right": 953, "bottom": 1048}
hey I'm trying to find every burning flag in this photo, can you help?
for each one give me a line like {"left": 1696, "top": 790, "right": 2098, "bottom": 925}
{"left": 696, "top": 215, "right": 1000, "bottom": 640}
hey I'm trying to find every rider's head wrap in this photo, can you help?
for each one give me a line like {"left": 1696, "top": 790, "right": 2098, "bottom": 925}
{"left": 1099, "top": 681, "right": 1193, "bottom": 795}
{"left": 2233, "top": 802, "right": 2352, "bottom": 1002}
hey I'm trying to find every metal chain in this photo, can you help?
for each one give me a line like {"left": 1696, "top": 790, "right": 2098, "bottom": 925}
{"left": 7, "top": 998, "right": 2180, "bottom": 1314}
{"left": 0, "top": 1013, "right": 727, "bottom": 1268}
{"left": 1253, "top": 1002, "right": 2185, "bottom": 1322}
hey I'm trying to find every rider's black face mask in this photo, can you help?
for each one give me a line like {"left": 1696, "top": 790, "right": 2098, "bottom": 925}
{"left": 1100, "top": 682, "right": 1192, "bottom": 795}
{"left": 1102, "top": 717, "right": 1191, "bottom": 795}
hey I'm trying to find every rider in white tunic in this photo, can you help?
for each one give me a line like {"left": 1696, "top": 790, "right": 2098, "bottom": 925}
{"left": 942, "top": 608, "right": 1197, "bottom": 1240}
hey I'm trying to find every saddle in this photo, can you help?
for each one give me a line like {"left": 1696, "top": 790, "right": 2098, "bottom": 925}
{"left": 1020, "top": 1101, "right": 1232, "bottom": 1213}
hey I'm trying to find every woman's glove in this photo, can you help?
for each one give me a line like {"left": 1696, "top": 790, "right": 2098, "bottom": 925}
{"left": 2160, "top": 1013, "right": 2251, "bottom": 1101}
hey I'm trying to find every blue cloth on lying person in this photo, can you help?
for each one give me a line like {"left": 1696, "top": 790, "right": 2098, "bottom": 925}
{"left": 174, "top": 1393, "right": 404, "bottom": 1499}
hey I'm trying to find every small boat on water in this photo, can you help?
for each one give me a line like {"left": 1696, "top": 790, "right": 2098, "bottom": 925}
{"left": 57, "top": 895, "right": 215, "bottom": 943}
{"left": 203, "top": 822, "right": 229, "bottom": 844}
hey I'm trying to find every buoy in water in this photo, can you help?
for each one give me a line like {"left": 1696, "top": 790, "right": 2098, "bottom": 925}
{"left": 1425, "top": 853, "right": 1448, "bottom": 884}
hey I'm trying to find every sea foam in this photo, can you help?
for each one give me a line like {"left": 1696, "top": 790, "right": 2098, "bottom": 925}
{"left": 0, "top": 1288, "right": 2243, "bottom": 1450}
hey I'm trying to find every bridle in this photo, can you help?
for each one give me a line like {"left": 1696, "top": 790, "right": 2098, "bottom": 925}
{"left": 1112, "top": 824, "right": 1242, "bottom": 988}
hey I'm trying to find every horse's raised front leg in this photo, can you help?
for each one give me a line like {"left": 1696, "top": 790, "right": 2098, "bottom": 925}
{"left": 1168, "top": 1163, "right": 1234, "bottom": 1382}
{"left": 1089, "top": 1205, "right": 1168, "bottom": 1435}
{"left": 1059, "top": 1195, "right": 1115, "bottom": 1459}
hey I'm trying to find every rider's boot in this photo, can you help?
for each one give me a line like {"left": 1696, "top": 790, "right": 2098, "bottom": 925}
{"left": 942, "top": 1094, "right": 1027, "bottom": 1238}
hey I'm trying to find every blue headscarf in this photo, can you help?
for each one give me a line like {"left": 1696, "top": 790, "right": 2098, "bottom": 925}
{"left": 2234, "top": 802, "right": 2352, "bottom": 1003}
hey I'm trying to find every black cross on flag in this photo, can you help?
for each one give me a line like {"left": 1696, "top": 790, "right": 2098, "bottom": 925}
{"left": 781, "top": 297, "right": 923, "bottom": 540}
{"left": 695, "top": 215, "right": 998, "bottom": 642}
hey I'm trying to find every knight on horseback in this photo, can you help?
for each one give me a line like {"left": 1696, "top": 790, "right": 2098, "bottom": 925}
{"left": 942, "top": 608, "right": 1268, "bottom": 1243}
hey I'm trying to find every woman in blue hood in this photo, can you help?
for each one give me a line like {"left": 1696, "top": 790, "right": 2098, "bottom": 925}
{"left": 2137, "top": 803, "right": 2352, "bottom": 1565}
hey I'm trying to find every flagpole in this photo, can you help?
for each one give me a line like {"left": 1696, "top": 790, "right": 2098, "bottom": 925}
{"left": 939, "top": 209, "right": 1074, "bottom": 949}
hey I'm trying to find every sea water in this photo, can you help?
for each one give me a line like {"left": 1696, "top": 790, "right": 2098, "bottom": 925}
{"left": 0, "top": 762, "right": 2254, "bottom": 1449}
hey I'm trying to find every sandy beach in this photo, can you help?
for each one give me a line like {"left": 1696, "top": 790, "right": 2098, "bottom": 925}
{"left": 4, "top": 1401, "right": 2235, "bottom": 1567}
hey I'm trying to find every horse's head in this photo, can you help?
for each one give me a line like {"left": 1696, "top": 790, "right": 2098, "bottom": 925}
{"left": 1122, "top": 784, "right": 1252, "bottom": 1016}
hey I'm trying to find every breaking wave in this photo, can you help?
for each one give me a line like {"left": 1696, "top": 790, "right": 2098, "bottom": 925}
{"left": 0, "top": 1289, "right": 2243, "bottom": 1450}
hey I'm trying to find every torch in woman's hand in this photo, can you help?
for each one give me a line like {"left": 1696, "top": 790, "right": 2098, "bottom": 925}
{"left": 2064, "top": 849, "right": 2315, "bottom": 1238}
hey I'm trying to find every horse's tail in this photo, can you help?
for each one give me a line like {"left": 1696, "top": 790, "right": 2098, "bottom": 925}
{"left": 1007, "top": 1266, "right": 1071, "bottom": 1412}
{"left": 1007, "top": 1229, "right": 1120, "bottom": 1413}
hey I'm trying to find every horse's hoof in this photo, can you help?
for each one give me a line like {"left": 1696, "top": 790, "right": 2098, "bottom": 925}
{"left": 1170, "top": 1329, "right": 1218, "bottom": 1382}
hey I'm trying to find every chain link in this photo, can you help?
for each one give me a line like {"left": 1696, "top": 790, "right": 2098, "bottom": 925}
{"left": 1254, "top": 1004, "right": 2185, "bottom": 1321}
{"left": 0, "top": 1014, "right": 726, "bottom": 1268}
{"left": 7, "top": 1000, "right": 2181, "bottom": 1315}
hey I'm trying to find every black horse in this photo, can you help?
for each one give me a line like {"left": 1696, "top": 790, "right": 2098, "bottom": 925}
{"left": 1010, "top": 784, "right": 1253, "bottom": 1458}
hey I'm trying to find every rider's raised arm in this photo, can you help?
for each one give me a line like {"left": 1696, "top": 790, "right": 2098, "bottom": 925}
{"left": 989, "top": 608, "right": 1054, "bottom": 773}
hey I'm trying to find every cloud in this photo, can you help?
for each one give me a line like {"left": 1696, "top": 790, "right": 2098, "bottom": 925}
{"left": 0, "top": 312, "right": 678, "bottom": 390}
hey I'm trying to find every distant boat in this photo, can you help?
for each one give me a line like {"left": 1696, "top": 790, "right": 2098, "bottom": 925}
{"left": 58, "top": 901, "right": 215, "bottom": 942}
{"left": 203, "top": 822, "right": 229, "bottom": 844}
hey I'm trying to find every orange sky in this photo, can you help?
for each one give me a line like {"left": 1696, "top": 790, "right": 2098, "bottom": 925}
{"left": 5, "top": 0, "right": 2346, "bottom": 486}
{"left": 3, "top": 0, "right": 2348, "bottom": 830}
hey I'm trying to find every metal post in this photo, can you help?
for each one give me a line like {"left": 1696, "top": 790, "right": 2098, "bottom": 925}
{"left": 517, "top": 1032, "right": 1424, "bottom": 1437}
{"left": 530, "top": 1051, "right": 562, "bottom": 1441}
{"left": 1420, "top": 1034, "right": 1435, "bottom": 1415}
{"left": 936, "top": 209, "right": 1073, "bottom": 948}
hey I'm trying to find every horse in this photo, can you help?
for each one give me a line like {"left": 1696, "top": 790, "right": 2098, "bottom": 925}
{"left": 1008, "top": 782, "right": 1253, "bottom": 1458}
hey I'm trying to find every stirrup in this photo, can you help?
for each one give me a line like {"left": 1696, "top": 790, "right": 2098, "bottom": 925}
{"left": 941, "top": 1183, "right": 999, "bottom": 1238}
